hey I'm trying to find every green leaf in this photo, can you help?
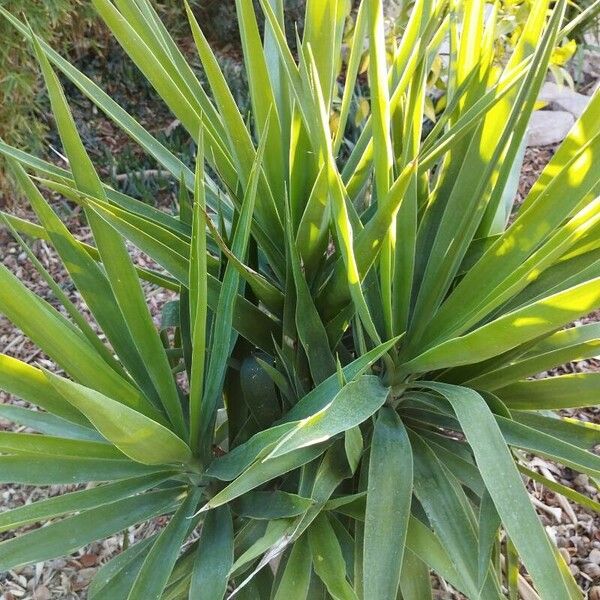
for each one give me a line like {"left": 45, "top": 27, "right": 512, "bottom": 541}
{"left": 0, "top": 473, "right": 173, "bottom": 532}
{"left": 495, "top": 374, "right": 600, "bottom": 410}
{"left": 519, "top": 465, "right": 600, "bottom": 514}
{"left": 0, "top": 404, "right": 99, "bottom": 441}
{"left": 267, "top": 376, "right": 389, "bottom": 459}
{"left": 232, "top": 491, "right": 314, "bottom": 520}
{"left": 0, "top": 207, "right": 124, "bottom": 376}
{"left": 467, "top": 323, "right": 600, "bottom": 389}
{"left": 0, "top": 267, "right": 159, "bottom": 421}
{"left": 204, "top": 443, "right": 330, "bottom": 510}
{"left": 363, "top": 407, "right": 412, "bottom": 600}
{"left": 409, "top": 431, "right": 480, "bottom": 597}
{"left": 197, "top": 132, "right": 267, "bottom": 461}
{"left": 128, "top": 487, "right": 202, "bottom": 600}
{"left": 309, "top": 513, "right": 358, "bottom": 600}
{"left": 403, "top": 276, "right": 600, "bottom": 374}
{"left": 420, "top": 382, "right": 577, "bottom": 599}
{"left": 206, "top": 423, "right": 295, "bottom": 481}
{"left": 0, "top": 456, "right": 162, "bottom": 485}
{"left": 498, "top": 416, "right": 600, "bottom": 478}
{"left": 477, "top": 491, "right": 501, "bottom": 587}
{"left": 0, "top": 354, "right": 86, "bottom": 425}
{"left": 6, "top": 160, "right": 156, "bottom": 403}
{"left": 405, "top": 516, "right": 470, "bottom": 595}
{"left": 399, "top": 550, "right": 432, "bottom": 600}
{"left": 188, "top": 130, "right": 209, "bottom": 454}
{"left": 89, "top": 537, "right": 156, "bottom": 599}
{"left": 0, "top": 432, "right": 124, "bottom": 460}
{"left": 0, "top": 8, "right": 211, "bottom": 207}
{"left": 189, "top": 506, "right": 233, "bottom": 600}
{"left": 45, "top": 372, "right": 192, "bottom": 466}
{"left": 0, "top": 489, "right": 184, "bottom": 571}
{"left": 35, "top": 20, "right": 190, "bottom": 435}
{"left": 234, "top": 0, "right": 284, "bottom": 196}
{"left": 283, "top": 336, "right": 400, "bottom": 423}
{"left": 240, "top": 355, "right": 282, "bottom": 430}
{"left": 512, "top": 412, "right": 600, "bottom": 450}
{"left": 273, "top": 535, "right": 312, "bottom": 600}
{"left": 286, "top": 207, "right": 336, "bottom": 385}
{"left": 231, "top": 517, "right": 293, "bottom": 576}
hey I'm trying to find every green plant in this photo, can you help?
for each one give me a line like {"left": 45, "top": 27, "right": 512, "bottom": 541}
{"left": 0, "top": 0, "right": 599, "bottom": 599}
{"left": 0, "top": 0, "right": 98, "bottom": 156}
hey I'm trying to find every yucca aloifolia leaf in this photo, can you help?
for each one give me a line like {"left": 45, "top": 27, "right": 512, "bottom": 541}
{"left": 0, "top": 354, "right": 86, "bottom": 425}
{"left": 407, "top": 0, "right": 566, "bottom": 353}
{"left": 0, "top": 473, "right": 174, "bottom": 533}
{"left": 195, "top": 126, "right": 269, "bottom": 462}
{"left": 0, "top": 267, "right": 162, "bottom": 421}
{"left": 309, "top": 513, "right": 358, "bottom": 600}
{"left": 184, "top": 0, "right": 283, "bottom": 240}
{"left": 189, "top": 506, "right": 233, "bottom": 600}
{"left": 402, "top": 276, "right": 600, "bottom": 375}
{"left": 272, "top": 534, "right": 312, "bottom": 599}
{"left": 0, "top": 404, "right": 98, "bottom": 441}
{"left": 0, "top": 432, "right": 124, "bottom": 460}
{"left": 495, "top": 373, "right": 600, "bottom": 410}
{"left": 465, "top": 322, "right": 600, "bottom": 389}
{"left": 128, "top": 487, "right": 202, "bottom": 600}
{"left": 0, "top": 489, "right": 184, "bottom": 572}
{"left": 188, "top": 130, "right": 209, "bottom": 454}
{"left": 45, "top": 372, "right": 193, "bottom": 466}
{"left": 363, "top": 408, "right": 412, "bottom": 600}
{"left": 32, "top": 33, "right": 186, "bottom": 436}
{"left": 267, "top": 375, "right": 389, "bottom": 459}
{"left": 286, "top": 203, "right": 336, "bottom": 385}
{"left": 420, "top": 382, "right": 577, "bottom": 599}
{"left": 88, "top": 537, "right": 157, "bottom": 599}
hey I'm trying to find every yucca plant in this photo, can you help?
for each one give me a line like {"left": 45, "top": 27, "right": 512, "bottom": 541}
{"left": 0, "top": 0, "right": 599, "bottom": 597}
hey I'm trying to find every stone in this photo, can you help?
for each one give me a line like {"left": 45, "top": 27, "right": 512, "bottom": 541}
{"left": 583, "top": 33, "right": 600, "bottom": 78}
{"left": 79, "top": 553, "right": 98, "bottom": 567}
{"left": 527, "top": 110, "right": 574, "bottom": 147}
{"left": 33, "top": 586, "right": 52, "bottom": 600}
{"left": 583, "top": 562, "right": 600, "bottom": 579}
{"left": 539, "top": 82, "right": 591, "bottom": 118}
{"left": 589, "top": 548, "right": 600, "bottom": 565}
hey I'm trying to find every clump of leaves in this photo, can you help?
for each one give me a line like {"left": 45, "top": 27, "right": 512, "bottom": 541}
{"left": 0, "top": 0, "right": 599, "bottom": 598}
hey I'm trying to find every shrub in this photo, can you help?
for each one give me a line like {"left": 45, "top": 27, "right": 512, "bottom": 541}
{"left": 0, "top": 0, "right": 599, "bottom": 598}
{"left": 0, "top": 0, "right": 98, "bottom": 154}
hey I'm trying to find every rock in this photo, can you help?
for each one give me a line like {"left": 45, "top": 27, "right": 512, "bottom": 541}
{"left": 584, "top": 49, "right": 600, "bottom": 77}
{"left": 583, "top": 562, "right": 600, "bottom": 579}
{"left": 33, "top": 586, "right": 52, "bottom": 600}
{"left": 79, "top": 553, "right": 98, "bottom": 567}
{"left": 48, "top": 558, "right": 67, "bottom": 569}
{"left": 539, "top": 82, "right": 590, "bottom": 118}
{"left": 527, "top": 110, "right": 574, "bottom": 147}
{"left": 589, "top": 548, "right": 600, "bottom": 565}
